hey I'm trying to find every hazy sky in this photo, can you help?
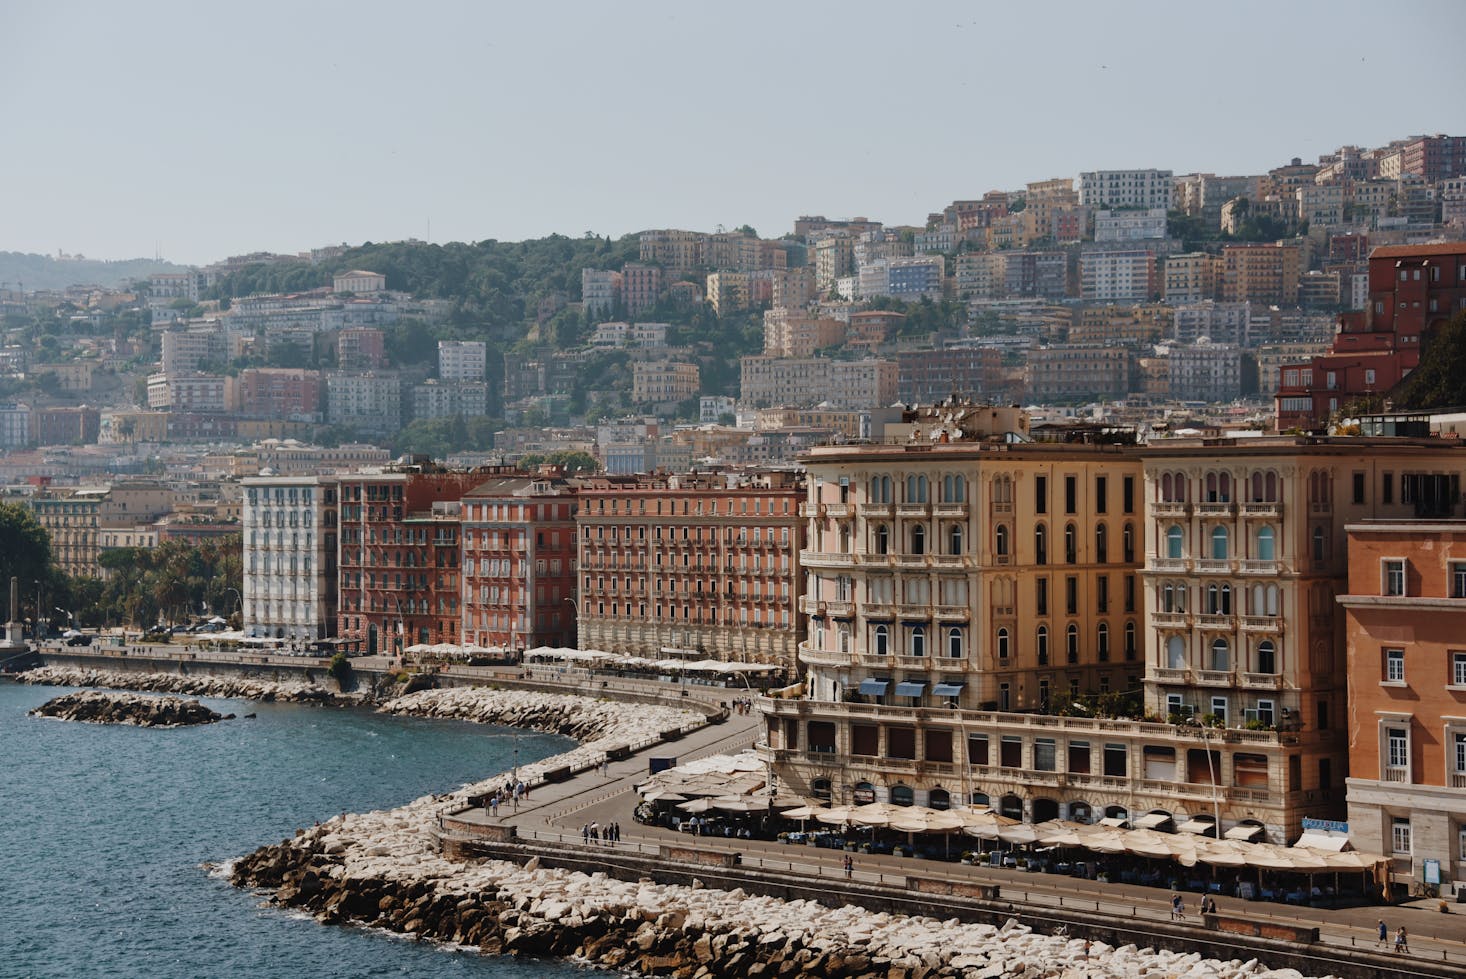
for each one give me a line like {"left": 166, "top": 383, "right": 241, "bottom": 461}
{"left": 2, "top": 0, "right": 1463, "bottom": 265}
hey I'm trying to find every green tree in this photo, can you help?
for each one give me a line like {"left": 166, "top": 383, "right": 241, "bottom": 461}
{"left": 1395, "top": 309, "right": 1466, "bottom": 411}
{"left": 0, "top": 502, "right": 52, "bottom": 597}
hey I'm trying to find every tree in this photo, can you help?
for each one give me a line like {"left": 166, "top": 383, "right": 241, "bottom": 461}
{"left": 1395, "top": 309, "right": 1466, "bottom": 411}
{"left": 0, "top": 502, "right": 51, "bottom": 597}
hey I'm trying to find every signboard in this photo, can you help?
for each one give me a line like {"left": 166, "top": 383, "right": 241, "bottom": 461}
{"left": 852, "top": 785, "right": 876, "bottom": 804}
{"left": 1301, "top": 817, "right": 1348, "bottom": 834}
{"left": 1424, "top": 859, "right": 1441, "bottom": 885}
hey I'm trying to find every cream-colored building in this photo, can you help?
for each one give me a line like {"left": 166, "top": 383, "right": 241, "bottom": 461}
{"left": 763, "top": 308, "right": 846, "bottom": 358}
{"left": 632, "top": 361, "right": 700, "bottom": 405}
{"left": 1162, "top": 253, "right": 1220, "bottom": 303}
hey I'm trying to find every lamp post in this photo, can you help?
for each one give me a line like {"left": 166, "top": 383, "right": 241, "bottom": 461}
{"left": 225, "top": 587, "right": 241, "bottom": 620}
{"left": 1185, "top": 716, "right": 1223, "bottom": 837}
{"left": 563, "top": 595, "right": 580, "bottom": 650}
{"left": 55, "top": 606, "right": 74, "bottom": 632}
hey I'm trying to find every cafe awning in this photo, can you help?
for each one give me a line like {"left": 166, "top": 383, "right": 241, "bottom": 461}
{"left": 1294, "top": 829, "right": 1351, "bottom": 851}
{"left": 1133, "top": 812, "right": 1174, "bottom": 831}
{"left": 1177, "top": 817, "right": 1217, "bottom": 836}
{"left": 894, "top": 681, "right": 926, "bottom": 697}
{"left": 931, "top": 682, "right": 965, "bottom": 697}
{"left": 858, "top": 679, "right": 890, "bottom": 695}
{"left": 1225, "top": 823, "right": 1265, "bottom": 842}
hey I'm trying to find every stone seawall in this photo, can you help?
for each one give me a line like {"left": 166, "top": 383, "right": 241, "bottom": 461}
{"left": 15, "top": 665, "right": 361, "bottom": 705}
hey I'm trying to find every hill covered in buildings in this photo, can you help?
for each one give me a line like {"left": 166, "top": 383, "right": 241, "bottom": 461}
{"left": 0, "top": 251, "right": 185, "bottom": 291}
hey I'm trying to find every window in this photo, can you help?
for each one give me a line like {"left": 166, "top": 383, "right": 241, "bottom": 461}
{"left": 1034, "top": 738, "right": 1057, "bottom": 771}
{"left": 873, "top": 624, "right": 888, "bottom": 656}
{"left": 1035, "top": 524, "right": 1048, "bottom": 564}
{"left": 1312, "top": 526, "right": 1326, "bottom": 563}
{"left": 1452, "top": 563, "right": 1466, "bottom": 599}
{"left": 1256, "top": 700, "right": 1274, "bottom": 727}
{"left": 1165, "top": 525, "right": 1183, "bottom": 559}
{"left": 1383, "top": 559, "right": 1406, "bottom": 597}
{"left": 1095, "top": 476, "right": 1108, "bottom": 514}
{"left": 1097, "top": 623, "right": 1110, "bottom": 662}
{"left": 1453, "top": 652, "right": 1466, "bottom": 687}
{"left": 1064, "top": 523, "right": 1077, "bottom": 563}
{"left": 942, "top": 475, "right": 966, "bottom": 503}
{"left": 995, "top": 628, "right": 1009, "bottom": 660}
{"left": 1391, "top": 818, "right": 1411, "bottom": 855}
{"left": 995, "top": 525, "right": 1009, "bottom": 556}
{"left": 1454, "top": 732, "right": 1466, "bottom": 776}
{"left": 910, "top": 525, "right": 926, "bottom": 555}
{"left": 1036, "top": 625, "right": 1049, "bottom": 665}
{"left": 1352, "top": 472, "right": 1365, "bottom": 504}
{"left": 1065, "top": 576, "right": 1078, "bottom": 614}
{"left": 1210, "top": 526, "right": 1229, "bottom": 560}
{"left": 1036, "top": 576, "right": 1048, "bottom": 615}
{"left": 1257, "top": 640, "right": 1276, "bottom": 674}
{"left": 875, "top": 525, "right": 889, "bottom": 554}
{"left": 906, "top": 475, "right": 929, "bottom": 503}
{"left": 1122, "top": 475, "right": 1134, "bottom": 513}
{"left": 1096, "top": 523, "right": 1108, "bottom": 563}
{"left": 1385, "top": 648, "right": 1405, "bottom": 683}
{"left": 1387, "top": 727, "right": 1409, "bottom": 770}
{"left": 1035, "top": 475, "right": 1047, "bottom": 514}
{"left": 1000, "top": 736, "right": 1022, "bottom": 768}
{"left": 947, "top": 627, "right": 963, "bottom": 659}
{"left": 910, "top": 626, "right": 926, "bottom": 658}
{"left": 1064, "top": 476, "right": 1077, "bottom": 514}
{"left": 1209, "top": 637, "right": 1230, "bottom": 672}
{"left": 1124, "top": 621, "right": 1136, "bottom": 660}
{"left": 1066, "top": 624, "right": 1079, "bottom": 664}
{"left": 1256, "top": 526, "right": 1275, "bottom": 561}
{"left": 1122, "top": 523, "right": 1134, "bottom": 562}
{"left": 948, "top": 525, "right": 964, "bottom": 555}
{"left": 1166, "top": 635, "right": 1185, "bottom": 670}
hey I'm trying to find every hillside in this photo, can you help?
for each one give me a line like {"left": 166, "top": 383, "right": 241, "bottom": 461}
{"left": 1393, "top": 309, "right": 1466, "bottom": 411}
{"left": 0, "top": 251, "right": 184, "bottom": 291}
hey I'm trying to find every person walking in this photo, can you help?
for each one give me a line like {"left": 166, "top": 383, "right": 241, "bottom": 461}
{"left": 1394, "top": 926, "right": 1409, "bottom": 954}
{"left": 1377, "top": 919, "right": 1388, "bottom": 949}
{"left": 1170, "top": 893, "right": 1185, "bottom": 920}
{"left": 843, "top": 853, "right": 853, "bottom": 879}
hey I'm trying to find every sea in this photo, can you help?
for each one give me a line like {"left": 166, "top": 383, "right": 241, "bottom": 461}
{"left": 0, "top": 680, "right": 597, "bottom": 979}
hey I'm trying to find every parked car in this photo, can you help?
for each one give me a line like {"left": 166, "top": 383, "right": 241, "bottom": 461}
{"left": 64, "top": 632, "right": 93, "bottom": 647}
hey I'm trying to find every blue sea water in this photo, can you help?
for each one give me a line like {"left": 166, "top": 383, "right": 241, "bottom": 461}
{"left": 0, "top": 680, "right": 595, "bottom": 979}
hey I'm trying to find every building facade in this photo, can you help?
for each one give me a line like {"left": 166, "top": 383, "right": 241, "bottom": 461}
{"left": 241, "top": 476, "right": 339, "bottom": 641}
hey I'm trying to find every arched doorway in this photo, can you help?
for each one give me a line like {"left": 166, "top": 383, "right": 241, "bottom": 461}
{"left": 1103, "top": 805, "right": 1129, "bottom": 824}
{"left": 970, "top": 791, "right": 990, "bottom": 808}
{"left": 852, "top": 781, "right": 876, "bottom": 805}
{"left": 890, "top": 784, "right": 915, "bottom": 807}
{"left": 998, "top": 794, "right": 1023, "bottom": 820}
{"left": 1068, "top": 801, "right": 1093, "bottom": 824}
{"left": 928, "top": 787, "right": 951, "bottom": 810}
{"left": 1032, "top": 798, "right": 1060, "bottom": 823}
{"left": 811, "top": 778, "right": 832, "bottom": 803}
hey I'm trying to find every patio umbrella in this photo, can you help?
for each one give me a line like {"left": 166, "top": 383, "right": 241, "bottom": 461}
{"left": 962, "top": 811, "right": 1018, "bottom": 840}
{"left": 889, "top": 809, "right": 966, "bottom": 834}
{"left": 814, "top": 805, "right": 860, "bottom": 826}
{"left": 997, "top": 823, "right": 1040, "bottom": 846}
{"left": 711, "top": 796, "right": 762, "bottom": 813}
{"left": 1078, "top": 826, "right": 1132, "bottom": 854}
{"left": 849, "top": 802, "right": 908, "bottom": 827}
{"left": 1285, "top": 848, "right": 1330, "bottom": 872}
{"left": 1245, "top": 844, "right": 1298, "bottom": 870}
{"left": 640, "top": 789, "right": 688, "bottom": 803}
{"left": 1123, "top": 829, "right": 1180, "bottom": 860}
{"left": 1035, "top": 820, "right": 1086, "bottom": 848}
{"left": 780, "top": 805, "right": 825, "bottom": 820}
{"left": 676, "top": 798, "right": 716, "bottom": 813}
{"left": 1196, "top": 840, "right": 1250, "bottom": 867}
{"left": 766, "top": 794, "right": 808, "bottom": 811}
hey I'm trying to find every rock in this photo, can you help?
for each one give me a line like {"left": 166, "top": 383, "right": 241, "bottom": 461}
{"left": 29, "top": 690, "right": 222, "bottom": 727}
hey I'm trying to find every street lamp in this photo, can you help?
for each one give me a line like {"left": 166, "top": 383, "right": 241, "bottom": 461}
{"left": 55, "top": 607, "right": 74, "bottom": 631}
{"left": 1184, "top": 716, "right": 1223, "bottom": 837}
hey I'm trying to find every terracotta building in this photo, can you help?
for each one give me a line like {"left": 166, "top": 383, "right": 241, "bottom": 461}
{"left": 1340, "top": 520, "right": 1466, "bottom": 890}
{"left": 575, "top": 470, "right": 805, "bottom": 670}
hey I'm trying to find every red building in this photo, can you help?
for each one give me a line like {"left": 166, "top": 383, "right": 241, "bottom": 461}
{"left": 337, "top": 328, "right": 387, "bottom": 371}
{"left": 238, "top": 368, "right": 323, "bottom": 420}
{"left": 336, "top": 464, "right": 483, "bottom": 655}
{"left": 1275, "top": 242, "right": 1466, "bottom": 430}
{"left": 620, "top": 264, "right": 662, "bottom": 316}
{"left": 460, "top": 468, "right": 580, "bottom": 651}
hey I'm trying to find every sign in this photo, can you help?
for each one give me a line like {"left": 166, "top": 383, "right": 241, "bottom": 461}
{"left": 1301, "top": 817, "right": 1348, "bottom": 834}
{"left": 852, "top": 785, "right": 876, "bottom": 804}
{"left": 1424, "top": 859, "right": 1441, "bottom": 885}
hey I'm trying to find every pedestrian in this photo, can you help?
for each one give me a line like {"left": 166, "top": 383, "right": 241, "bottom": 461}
{"left": 1394, "top": 926, "right": 1409, "bottom": 954}
{"left": 1377, "top": 919, "right": 1388, "bottom": 949}
{"left": 613, "top": 821, "right": 621, "bottom": 843}
{"left": 843, "top": 853, "right": 853, "bottom": 879}
{"left": 1170, "top": 893, "right": 1185, "bottom": 920}
{"left": 582, "top": 823, "right": 590, "bottom": 844}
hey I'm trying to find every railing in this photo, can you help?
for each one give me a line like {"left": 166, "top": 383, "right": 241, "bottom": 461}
{"left": 1195, "top": 502, "right": 1234, "bottom": 517}
{"left": 823, "top": 503, "right": 852, "bottom": 518}
{"left": 1194, "top": 559, "right": 1232, "bottom": 574}
{"left": 1382, "top": 767, "right": 1409, "bottom": 783}
{"left": 1195, "top": 614, "right": 1232, "bottom": 630}
{"left": 1151, "top": 612, "right": 1188, "bottom": 628}
{"left": 1151, "top": 502, "right": 1188, "bottom": 517}
{"left": 1194, "top": 669, "right": 1234, "bottom": 686}
{"left": 1240, "top": 503, "right": 1281, "bottom": 518}
{"left": 825, "top": 600, "right": 854, "bottom": 618}
{"left": 1239, "top": 616, "right": 1282, "bottom": 633}
{"left": 1153, "top": 667, "right": 1189, "bottom": 682}
{"left": 931, "top": 503, "right": 968, "bottom": 517}
{"left": 928, "top": 555, "right": 964, "bottom": 568}
{"left": 933, "top": 605, "right": 969, "bottom": 621}
{"left": 857, "top": 504, "right": 893, "bottom": 518}
{"left": 1450, "top": 772, "right": 1466, "bottom": 788}
{"left": 1150, "top": 558, "right": 1189, "bottom": 572}
{"left": 895, "top": 503, "right": 930, "bottom": 517}
{"left": 1239, "top": 672, "right": 1283, "bottom": 689}
{"left": 1239, "top": 560, "right": 1279, "bottom": 575}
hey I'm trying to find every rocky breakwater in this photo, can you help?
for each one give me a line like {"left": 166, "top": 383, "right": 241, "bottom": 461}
{"left": 15, "top": 666, "right": 363, "bottom": 705}
{"left": 31, "top": 690, "right": 225, "bottom": 727}
{"left": 230, "top": 686, "right": 1325, "bottom": 978}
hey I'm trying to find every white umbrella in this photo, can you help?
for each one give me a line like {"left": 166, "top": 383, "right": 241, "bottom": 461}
{"left": 849, "top": 802, "right": 908, "bottom": 827}
{"left": 780, "top": 804, "right": 825, "bottom": 820}
{"left": 814, "top": 805, "right": 860, "bottom": 826}
{"left": 889, "top": 809, "right": 966, "bottom": 834}
{"left": 676, "top": 798, "right": 716, "bottom": 813}
{"left": 711, "top": 796, "right": 762, "bottom": 813}
{"left": 997, "top": 823, "right": 1040, "bottom": 846}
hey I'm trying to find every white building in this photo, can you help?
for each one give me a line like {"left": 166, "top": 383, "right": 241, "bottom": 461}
{"left": 1172, "top": 302, "right": 1251, "bottom": 345}
{"left": 437, "top": 340, "right": 487, "bottom": 381}
{"left": 1094, "top": 208, "right": 1169, "bottom": 242}
{"left": 242, "top": 476, "right": 339, "bottom": 642}
{"left": 1165, "top": 340, "right": 1245, "bottom": 402}
{"left": 700, "top": 395, "right": 737, "bottom": 423}
{"left": 325, "top": 371, "right": 403, "bottom": 435}
{"left": 1078, "top": 248, "right": 1156, "bottom": 303}
{"left": 581, "top": 268, "right": 620, "bottom": 315}
{"left": 1077, "top": 169, "right": 1174, "bottom": 211}
{"left": 857, "top": 256, "right": 944, "bottom": 301}
{"left": 0, "top": 403, "right": 31, "bottom": 449}
{"left": 412, "top": 379, "right": 489, "bottom": 420}
{"left": 332, "top": 270, "right": 386, "bottom": 294}
{"left": 146, "top": 373, "right": 231, "bottom": 412}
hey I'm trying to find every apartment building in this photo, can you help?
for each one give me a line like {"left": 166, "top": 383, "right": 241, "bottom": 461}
{"left": 763, "top": 309, "right": 845, "bottom": 358}
{"left": 412, "top": 379, "right": 489, "bottom": 420}
{"left": 1025, "top": 345, "right": 1133, "bottom": 403}
{"left": 1077, "top": 169, "right": 1174, "bottom": 211}
{"left": 438, "top": 340, "right": 487, "bottom": 381}
{"left": 575, "top": 471, "right": 805, "bottom": 669}
{"left": 1162, "top": 253, "right": 1220, "bottom": 303}
{"left": 237, "top": 368, "right": 323, "bottom": 421}
{"left": 1079, "top": 248, "right": 1158, "bottom": 303}
{"left": 631, "top": 361, "right": 699, "bottom": 406}
{"left": 337, "top": 327, "right": 387, "bottom": 371}
{"left": 1067, "top": 305, "right": 1173, "bottom": 346}
{"left": 581, "top": 268, "right": 622, "bottom": 316}
{"left": 146, "top": 373, "right": 231, "bottom": 413}
{"left": 1340, "top": 520, "right": 1466, "bottom": 890}
{"left": 1140, "top": 434, "right": 1466, "bottom": 842}
{"left": 460, "top": 470, "right": 579, "bottom": 651}
{"left": 846, "top": 310, "right": 905, "bottom": 350}
{"left": 33, "top": 483, "right": 175, "bottom": 577}
{"left": 1094, "top": 208, "right": 1168, "bottom": 242}
{"left": 325, "top": 371, "right": 403, "bottom": 435}
{"left": 814, "top": 235, "right": 855, "bottom": 295}
{"left": 621, "top": 264, "right": 662, "bottom": 316}
{"left": 241, "top": 476, "right": 339, "bottom": 642}
{"left": 771, "top": 267, "right": 818, "bottom": 310}
{"left": 31, "top": 407, "right": 100, "bottom": 446}
{"left": 1221, "top": 243, "right": 1302, "bottom": 306}
{"left": 897, "top": 348, "right": 1002, "bottom": 405}
{"left": 0, "top": 403, "right": 31, "bottom": 449}
{"left": 739, "top": 356, "right": 899, "bottom": 410}
{"left": 858, "top": 256, "right": 944, "bottom": 301}
{"left": 1165, "top": 340, "right": 1245, "bottom": 402}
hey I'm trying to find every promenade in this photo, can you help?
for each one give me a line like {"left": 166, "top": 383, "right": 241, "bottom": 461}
{"left": 458, "top": 690, "right": 1466, "bottom": 972}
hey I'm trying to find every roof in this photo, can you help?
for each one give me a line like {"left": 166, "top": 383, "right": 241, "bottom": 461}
{"left": 1371, "top": 243, "right": 1466, "bottom": 259}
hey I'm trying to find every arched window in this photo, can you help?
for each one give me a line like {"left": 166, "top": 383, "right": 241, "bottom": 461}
{"left": 1124, "top": 621, "right": 1137, "bottom": 660}
{"left": 910, "top": 525, "right": 926, "bottom": 555}
{"left": 1036, "top": 625, "right": 1049, "bottom": 664}
{"left": 942, "top": 475, "right": 965, "bottom": 503}
{"left": 1123, "top": 522, "right": 1135, "bottom": 562}
{"left": 1256, "top": 525, "right": 1275, "bottom": 561}
{"left": 1035, "top": 523, "right": 1048, "bottom": 564}
{"left": 1064, "top": 522, "right": 1077, "bottom": 563}
{"left": 839, "top": 525, "right": 850, "bottom": 553}
{"left": 970, "top": 791, "right": 991, "bottom": 807}
{"left": 811, "top": 778, "right": 833, "bottom": 802}
{"left": 1249, "top": 470, "right": 1278, "bottom": 503}
{"left": 910, "top": 625, "right": 926, "bottom": 658}
{"left": 1095, "top": 523, "right": 1108, "bottom": 563}
{"left": 1209, "top": 637, "right": 1230, "bottom": 671}
{"left": 875, "top": 524, "right": 890, "bottom": 554}
{"left": 1210, "top": 526, "right": 1229, "bottom": 560}
{"left": 1312, "top": 526, "right": 1326, "bottom": 563}
{"left": 873, "top": 624, "right": 889, "bottom": 656}
{"left": 995, "top": 524, "right": 1010, "bottom": 556}
{"left": 1256, "top": 640, "right": 1277, "bottom": 674}
{"left": 1166, "top": 525, "right": 1184, "bottom": 559}
{"left": 906, "top": 475, "right": 928, "bottom": 503}
{"left": 947, "top": 627, "right": 963, "bottom": 658}
{"left": 948, "top": 525, "right": 964, "bottom": 555}
{"left": 927, "top": 787, "right": 951, "bottom": 810}
{"left": 890, "top": 784, "right": 915, "bottom": 807}
{"left": 1066, "top": 623, "right": 1079, "bottom": 663}
{"left": 871, "top": 475, "right": 891, "bottom": 503}
{"left": 1166, "top": 635, "right": 1186, "bottom": 670}
{"left": 1219, "top": 584, "right": 1231, "bottom": 615}
{"left": 1097, "top": 622, "right": 1110, "bottom": 661}
{"left": 1069, "top": 801, "right": 1093, "bottom": 824}
{"left": 1205, "top": 471, "right": 1232, "bottom": 503}
{"left": 995, "top": 627, "right": 1009, "bottom": 660}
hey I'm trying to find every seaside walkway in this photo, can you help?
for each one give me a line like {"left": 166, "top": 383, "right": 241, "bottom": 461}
{"left": 453, "top": 696, "right": 1466, "bottom": 972}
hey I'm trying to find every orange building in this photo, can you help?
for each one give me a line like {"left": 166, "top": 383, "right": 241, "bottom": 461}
{"left": 1340, "top": 520, "right": 1466, "bottom": 891}
{"left": 575, "top": 470, "right": 805, "bottom": 671}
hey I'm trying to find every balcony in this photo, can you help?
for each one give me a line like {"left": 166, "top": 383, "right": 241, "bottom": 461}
{"left": 1196, "top": 502, "right": 1234, "bottom": 517}
{"left": 1382, "top": 767, "right": 1409, "bottom": 783}
{"left": 993, "top": 502, "right": 1014, "bottom": 513}
{"left": 799, "top": 596, "right": 823, "bottom": 615}
{"left": 825, "top": 599, "right": 854, "bottom": 619}
{"left": 1152, "top": 502, "right": 1189, "bottom": 518}
{"left": 928, "top": 554, "right": 965, "bottom": 568}
{"left": 858, "top": 503, "right": 894, "bottom": 518}
{"left": 800, "top": 551, "right": 856, "bottom": 570}
{"left": 1151, "top": 611, "right": 1189, "bottom": 629}
{"left": 1195, "top": 559, "right": 1233, "bottom": 574}
{"left": 1240, "top": 615, "right": 1282, "bottom": 634}
{"left": 1239, "top": 560, "right": 1279, "bottom": 575}
{"left": 1195, "top": 614, "right": 1233, "bottom": 631}
{"left": 1241, "top": 503, "right": 1281, "bottom": 519}
{"left": 895, "top": 503, "right": 930, "bottom": 517}
{"left": 1150, "top": 557, "right": 1190, "bottom": 573}
{"left": 1240, "top": 672, "right": 1284, "bottom": 690}
{"left": 1450, "top": 773, "right": 1466, "bottom": 789}
{"left": 1153, "top": 667, "right": 1190, "bottom": 683}
{"left": 799, "top": 503, "right": 821, "bottom": 518}
{"left": 933, "top": 605, "right": 970, "bottom": 621}
{"left": 895, "top": 605, "right": 931, "bottom": 621}
{"left": 893, "top": 554, "right": 928, "bottom": 569}
{"left": 1194, "top": 669, "right": 1235, "bottom": 686}
{"left": 932, "top": 503, "right": 968, "bottom": 518}
{"left": 797, "top": 642, "right": 849, "bottom": 668}
{"left": 824, "top": 503, "right": 852, "bottom": 519}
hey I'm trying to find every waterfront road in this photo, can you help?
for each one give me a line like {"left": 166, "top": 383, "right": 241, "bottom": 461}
{"left": 466, "top": 695, "right": 1466, "bottom": 970}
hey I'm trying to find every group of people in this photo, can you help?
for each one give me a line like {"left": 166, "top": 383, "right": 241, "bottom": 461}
{"left": 1378, "top": 920, "right": 1410, "bottom": 954}
{"left": 582, "top": 821, "right": 621, "bottom": 845}
{"left": 1169, "top": 893, "right": 1219, "bottom": 920}
{"left": 484, "top": 779, "right": 531, "bottom": 816}
{"left": 730, "top": 697, "right": 755, "bottom": 716}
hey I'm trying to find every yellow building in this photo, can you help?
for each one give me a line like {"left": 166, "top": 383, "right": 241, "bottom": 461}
{"left": 632, "top": 361, "right": 700, "bottom": 405}
{"left": 706, "top": 272, "right": 750, "bottom": 316}
{"left": 1068, "top": 305, "right": 1173, "bottom": 346}
{"left": 1162, "top": 253, "right": 1220, "bottom": 303}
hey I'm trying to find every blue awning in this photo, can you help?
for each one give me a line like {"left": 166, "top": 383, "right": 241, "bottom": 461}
{"left": 932, "top": 682, "right": 965, "bottom": 697}
{"left": 894, "top": 681, "right": 926, "bottom": 697}
{"left": 858, "top": 679, "right": 890, "bottom": 695}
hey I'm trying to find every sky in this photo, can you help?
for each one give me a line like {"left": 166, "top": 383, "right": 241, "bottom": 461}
{"left": 1, "top": 0, "right": 1463, "bottom": 266}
